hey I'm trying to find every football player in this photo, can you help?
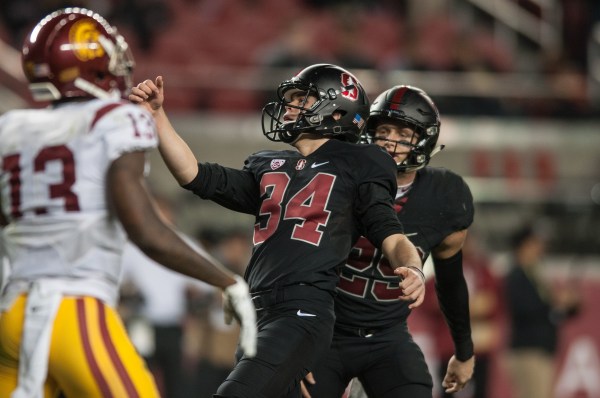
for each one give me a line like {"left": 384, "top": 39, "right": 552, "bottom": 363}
{"left": 130, "top": 64, "right": 426, "bottom": 398}
{"left": 305, "top": 85, "right": 475, "bottom": 398}
{"left": 0, "top": 8, "right": 256, "bottom": 398}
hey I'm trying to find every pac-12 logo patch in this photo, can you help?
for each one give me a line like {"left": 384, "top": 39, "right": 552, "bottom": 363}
{"left": 296, "top": 159, "right": 306, "bottom": 170}
{"left": 270, "top": 159, "right": 286, "bottom": 170}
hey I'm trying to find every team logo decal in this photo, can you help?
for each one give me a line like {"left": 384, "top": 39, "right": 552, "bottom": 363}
{"left": 340, "top": 73, "right": 359, "bottom": 101}
{"left": 69, "top": 20, "right": 105, "bottom": 61}
{"left": 295, "top": 159, "right": 306, "bottom": 170}
{"left": 270, "top": 159, "right": 286, "bottom": 170}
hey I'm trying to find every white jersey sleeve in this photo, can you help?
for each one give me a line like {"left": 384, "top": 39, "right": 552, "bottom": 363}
{"left": 91, "top": 101, "right": 158, "bottom": 162}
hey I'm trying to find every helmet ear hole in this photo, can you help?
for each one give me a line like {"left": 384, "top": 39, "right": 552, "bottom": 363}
{"left": 332, "top": 110, "right": 345, "bottom": 121}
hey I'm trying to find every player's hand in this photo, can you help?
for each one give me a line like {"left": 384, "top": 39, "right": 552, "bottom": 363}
{"left": 394, "top": 266, "right": 425, "bottom": 309}
{"left": 300, "top": 372, "right": 315, "bottom": 398}
{"left": 222, "top": 275, "right": 257, "bottom": 357}
{"left": 129, "top": 76, "right": 165, "bottom": 115}
{"left": 442, "top": 355, "right": 475, "bottom": 393}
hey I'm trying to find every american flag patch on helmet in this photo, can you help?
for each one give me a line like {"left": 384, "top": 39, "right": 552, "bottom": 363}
{"left": 353, "top": 114, "right": 365, "bottom": 129}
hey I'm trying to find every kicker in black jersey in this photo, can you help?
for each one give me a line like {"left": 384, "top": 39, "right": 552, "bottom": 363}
{"left": 186, "top": 139, "right": 403, "bottom": 293}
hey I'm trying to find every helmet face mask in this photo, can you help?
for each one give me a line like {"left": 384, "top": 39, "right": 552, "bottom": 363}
{"left": 362, "top": 85, "right": 443, "bottom": 172}
{"left": 369, "top": 120, "right": 420, "bottom": 157}
{"left": 262, "top": 64, "right": 369, "bottom": 144}
{"left": 22, "top": 7, "right": 135, "bottom": 102}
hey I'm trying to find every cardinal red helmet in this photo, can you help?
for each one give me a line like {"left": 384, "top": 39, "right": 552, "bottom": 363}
{"left": 21, "top": 7, "right": 134, "bottom": 101}
{"left": 261, "top": 64, "right": 370, "bottom": 144}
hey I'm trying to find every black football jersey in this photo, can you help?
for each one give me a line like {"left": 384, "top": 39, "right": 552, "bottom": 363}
{"left": 185, "top": 139, "right": 404, "bottom": 293}
{"left": 335, "top": 167, "right": 474, "bottom": 329}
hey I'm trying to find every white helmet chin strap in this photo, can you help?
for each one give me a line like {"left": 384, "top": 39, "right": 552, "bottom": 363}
{"left": 429, "top": 144, "right": 445, "bottom": 159}
{"left": 74, "top": 78, "right": 120, "bottom": 99}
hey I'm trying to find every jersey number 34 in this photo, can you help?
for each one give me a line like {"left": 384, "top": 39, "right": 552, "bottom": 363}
{"left": 254, "top": 172, "right": 336, "bottom": 247}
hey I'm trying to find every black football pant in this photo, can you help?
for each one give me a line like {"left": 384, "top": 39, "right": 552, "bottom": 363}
{"left": 214, "top": 285, "right": 335, "bottom": 398}
{"left": 308, "top": 320, "right": 433, "bottom": 398}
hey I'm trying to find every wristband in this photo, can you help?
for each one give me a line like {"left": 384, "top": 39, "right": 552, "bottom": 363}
{"left": 406, "top": 265, "right": 426, "bottom": 284}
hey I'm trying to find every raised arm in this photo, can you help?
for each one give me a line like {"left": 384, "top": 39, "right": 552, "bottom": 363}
{"left": 107, "top": 150, "right": 256, "bottom": 356}
{"left": 431, "top": 229, "right": 475, "bottom": 393}
{"left": 381, "top": 233, "right": 426, "bottom": 309}
{"left": 129, "top": 76, "right": 199, "bottom": 185}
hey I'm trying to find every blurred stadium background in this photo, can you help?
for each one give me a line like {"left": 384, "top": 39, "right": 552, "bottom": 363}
{"left": 1, "top": 1, "right": 599, "bottom": 397}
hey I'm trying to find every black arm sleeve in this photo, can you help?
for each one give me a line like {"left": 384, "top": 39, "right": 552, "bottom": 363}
{"left": 182, "top": 162, "right": 260, "bottom": 215}
{"left": 433, "top": 250, "right": 474, "bottom": 361}
{"left": 356, "top": 182, "right": 404, "bottom": 249}
{"left": 355, "top": 145, "right": 404, "bottom": 249}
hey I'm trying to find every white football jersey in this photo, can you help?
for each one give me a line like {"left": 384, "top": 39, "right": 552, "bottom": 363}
{"left": 0, "top": 99, "right": 157, "bottom": 304}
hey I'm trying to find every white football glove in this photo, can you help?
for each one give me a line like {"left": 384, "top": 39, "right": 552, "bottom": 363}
{"left": 223, "top": 275, "right": 257, "bottom": 357}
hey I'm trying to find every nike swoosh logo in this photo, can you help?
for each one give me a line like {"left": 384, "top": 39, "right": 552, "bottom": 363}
{"left": 297, "top": 309, "right": 317, "bottom": 317}
{"left": 311, "top": 161, "right": 329, "bottom": 168}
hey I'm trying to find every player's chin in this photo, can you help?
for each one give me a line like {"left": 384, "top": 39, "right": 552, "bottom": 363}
{"left": 393, "top": 155, "right": 408, "bottom": 163}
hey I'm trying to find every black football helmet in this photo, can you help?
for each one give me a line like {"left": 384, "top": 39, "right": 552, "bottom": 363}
{"left": 261, "top": 64, "right": 370, "bottom": 144}
{"left": 363, "top": 85, "right": 443, "bottom": 172}
{"left": 21, "top": 7, "right": 134, "bottom": 102}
